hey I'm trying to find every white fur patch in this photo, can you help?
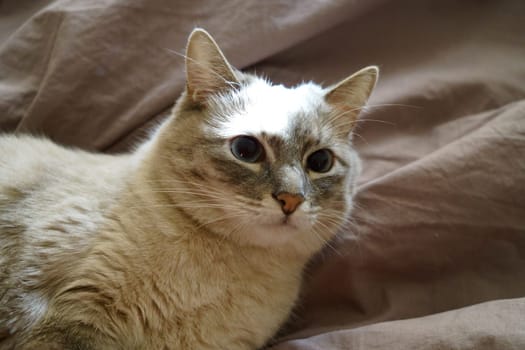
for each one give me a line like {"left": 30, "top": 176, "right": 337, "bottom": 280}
{"left": 280, "top": 165, "right": 304, "bottom": 192}
{"left": 21, "top": 291, "right": 48, "bottom": 326}
{"left": 216, "top": 79, "right": 325, "bottom": 138}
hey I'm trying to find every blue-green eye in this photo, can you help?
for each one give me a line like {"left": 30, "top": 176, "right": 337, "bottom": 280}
{"left": 230, "top": 136, "right": 264, "bottom": 163}
{"left": 307, "top": 149, "right": 334, "bottom": 173}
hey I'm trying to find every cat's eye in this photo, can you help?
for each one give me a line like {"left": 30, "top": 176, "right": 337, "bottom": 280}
{"left": 230, "top": 136, "right": 264, "bottom": 163}
{"left": 306, "top": 149, "right": 334, "bottom": 173}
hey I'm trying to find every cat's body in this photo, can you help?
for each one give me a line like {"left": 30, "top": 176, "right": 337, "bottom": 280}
{"left": 0, "top": 135, "right": 303, "bottom": 349}
{"left": 0, "top": 137, "right": 304, "bottom": 349}
{"left": 0, "top": 29, "right": 377, "bottom": 349}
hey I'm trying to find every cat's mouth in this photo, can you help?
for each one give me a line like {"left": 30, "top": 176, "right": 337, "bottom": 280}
{"left": 281, "top": 216, "right": 291, "bottom": 225}
{"left": 246, "top": 204, "right": 308, "bottom": 231}
{"left": 260, "top": 215, "right": 298, "bottom": 230}
{"left": 277, "top": 215, "right": 299, "bottom": 228}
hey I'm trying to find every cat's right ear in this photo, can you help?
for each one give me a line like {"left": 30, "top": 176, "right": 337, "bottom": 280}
{"left": 185, "top": 28, "right": 240, "bottom": 106}
{"left": 324, "top": 66, "right": 379, "bottom": 134}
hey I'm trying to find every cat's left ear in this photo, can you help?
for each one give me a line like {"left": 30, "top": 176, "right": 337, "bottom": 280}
{"left": 324, "top": 66, "right": 379, "bottom": 133}
{"left": 185, "top": 28, "right": 240, "bottom": 105}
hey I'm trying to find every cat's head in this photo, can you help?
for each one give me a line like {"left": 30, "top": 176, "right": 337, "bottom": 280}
{"left": 152, "top": 29, "right": 377, "bottom": 255}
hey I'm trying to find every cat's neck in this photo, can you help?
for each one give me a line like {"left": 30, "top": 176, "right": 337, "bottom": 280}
{"left": 91, "top": 183, "right": 306, "bottom": 309}
{"left": 130, "top": 135, "right": 308, "bottom": 260}
{"left": 116, "top": 170, "right": 309, "bottom": 267}
{"left": 66, "top": 176, "right": 306, "bottom": 344}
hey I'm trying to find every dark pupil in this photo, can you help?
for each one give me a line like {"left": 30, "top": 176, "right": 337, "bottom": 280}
{"left": 231, "top": 136, "right": 262, "bottom": 163}
{"left": 307, "top": 149, "right": 333, "bottom": 173}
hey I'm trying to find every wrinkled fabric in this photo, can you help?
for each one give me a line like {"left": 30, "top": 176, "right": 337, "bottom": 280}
{"left": 1, "top": 1, "right": 524, "bottom": 349}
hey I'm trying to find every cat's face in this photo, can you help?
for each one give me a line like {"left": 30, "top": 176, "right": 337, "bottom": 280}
{"left": 156, "top": 29, "right": 377, "bottom": 254}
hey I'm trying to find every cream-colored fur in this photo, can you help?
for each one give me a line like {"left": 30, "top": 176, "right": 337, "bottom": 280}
{"left": 0, "top": 135, "right": 303, "bottom": 349}
{"left": 0, "top": 29, "right": 377, "bottom": 349}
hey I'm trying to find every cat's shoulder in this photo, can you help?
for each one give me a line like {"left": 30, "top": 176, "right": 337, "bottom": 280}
{"left": 0, "top": 133, "right": 133, "bottom": 191}
{"left": 0, "top": 133, "right": 59, "bottom": 150}
{"left": 0, "top": 133, "right": 130, "bottom": 164}
{"left": 0, "top": 134, "right": 78, "bottom": 163}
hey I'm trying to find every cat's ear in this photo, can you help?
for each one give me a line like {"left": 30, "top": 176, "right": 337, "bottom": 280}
{"left": 185, "top": 28, "right": 240, "bottom": 105}
{"left": 324, "top": 66, "right": 378, "bottom": 133}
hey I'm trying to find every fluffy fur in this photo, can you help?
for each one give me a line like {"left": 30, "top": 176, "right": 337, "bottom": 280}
{"left": 0, "top": 29, "right": 378, "bottom": 349}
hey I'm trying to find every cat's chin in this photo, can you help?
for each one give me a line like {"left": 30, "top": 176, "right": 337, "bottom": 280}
{"left": 223, "top": 214, "right": 323, "bottom": 250}
{"left": 259, "top": 212, "right": 307, "bottom": 232}
{"left": 241, "top": 225, "right": 304, "bottom": 248}
{"left": 195, "top": 204, "right": 330, "bottom": 251}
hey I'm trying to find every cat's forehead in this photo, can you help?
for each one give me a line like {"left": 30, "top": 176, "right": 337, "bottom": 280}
{"left": 212, "top": 79, "right": 328, "bottom": 139}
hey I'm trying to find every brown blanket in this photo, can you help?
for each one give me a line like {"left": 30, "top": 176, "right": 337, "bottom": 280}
{"left": 1, "top": 0, "right": 524, "bottom": 349}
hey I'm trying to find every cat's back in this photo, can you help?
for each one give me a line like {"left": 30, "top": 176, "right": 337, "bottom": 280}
{"left": 1, "top": 134, "right": 127, "bottom": 188}
{"left": 0, "top": 134, "right": 137, "bottom": 339}
{"left": 0, "top": 134, "right": 134, "bottom": 208}
{"left": 0, "top": 134, "right": 62, "bottom": 184}
{"left": 0, "top": 133, "right": 136, "bottom": 233}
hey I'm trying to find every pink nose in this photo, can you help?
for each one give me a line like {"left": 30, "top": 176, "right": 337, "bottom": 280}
{"left": 273, "top": 192, "right": 304, "bottom": 215}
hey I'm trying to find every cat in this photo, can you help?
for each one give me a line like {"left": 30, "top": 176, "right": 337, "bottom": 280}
{"left": 0, "top": 28, "right": 378, "bottom": 349}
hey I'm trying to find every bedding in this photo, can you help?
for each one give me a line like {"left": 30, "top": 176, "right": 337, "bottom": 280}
{"left": 1, "top": 0, "right": 524, "bottom": 349}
